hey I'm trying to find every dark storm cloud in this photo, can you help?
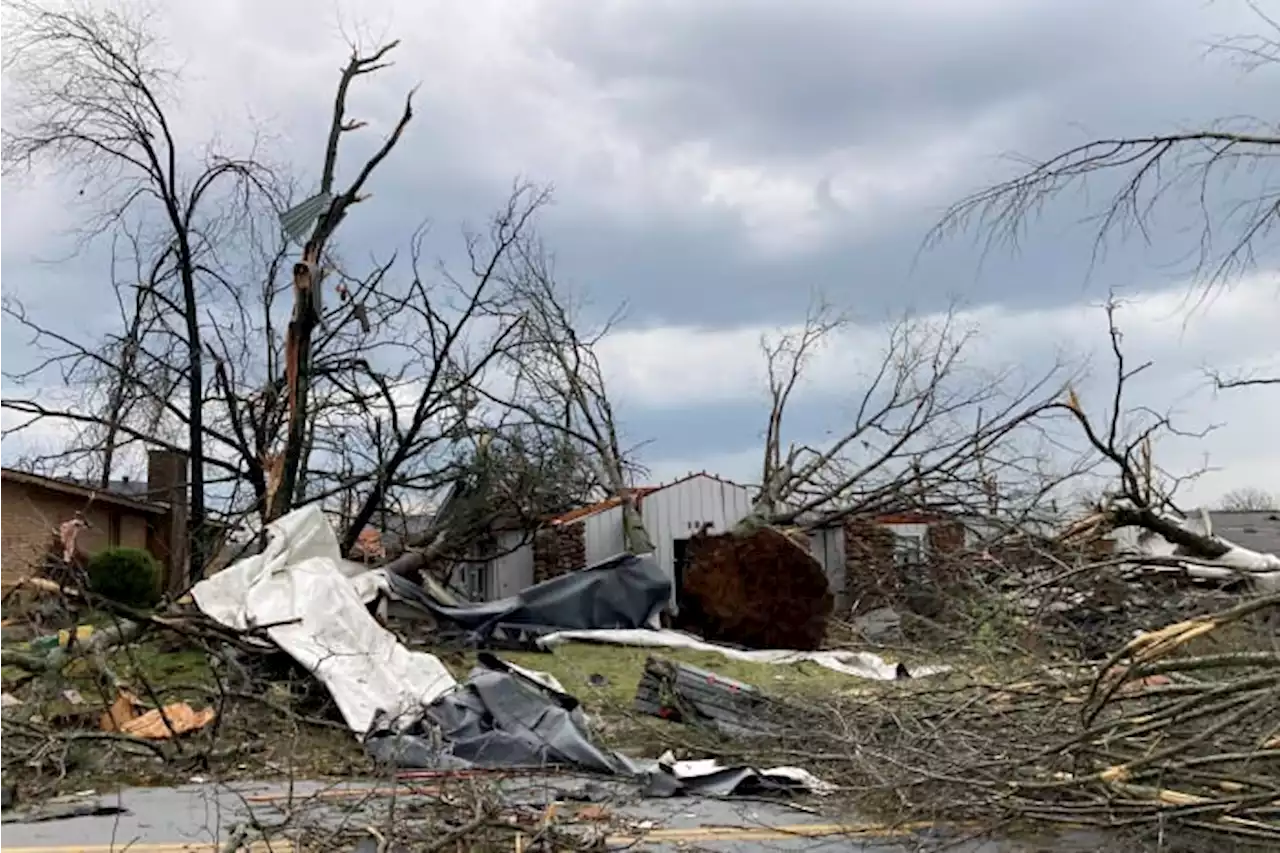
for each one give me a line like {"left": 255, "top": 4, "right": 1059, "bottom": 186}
{"left": 533, "top": 0, "right": 1260, "bottom": 160}
{"left": 324, "top": 0, "right": 1250, "bottom": 330}
{"left": 5, "top": 0, "right": 1275, "bottom": 370}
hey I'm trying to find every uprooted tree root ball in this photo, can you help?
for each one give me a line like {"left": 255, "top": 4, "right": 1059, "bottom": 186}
{"left": 678, "top": 526, "right": 834, "bottom": 651}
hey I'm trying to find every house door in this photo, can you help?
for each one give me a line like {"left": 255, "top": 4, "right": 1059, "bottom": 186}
{"left": 672, "top": 538, "right": 690, "bottom": 607}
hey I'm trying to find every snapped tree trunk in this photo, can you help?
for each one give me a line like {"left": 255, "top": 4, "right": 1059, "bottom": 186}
{"left": 271, "top": 257, "right": 321, "bottom": 521}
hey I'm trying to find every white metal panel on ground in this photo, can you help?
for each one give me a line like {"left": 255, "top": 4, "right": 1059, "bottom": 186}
{"left": 583, "top": 504, "right": 627, "bottom": 565}
{"left": 490, "top": 530, "right": 534, "bottom": 598}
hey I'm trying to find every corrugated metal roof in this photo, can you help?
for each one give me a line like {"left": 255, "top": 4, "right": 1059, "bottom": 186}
{"left": 550, "top": 472, "right": 757, "bottom": 525}
{"left": 279, "top": 191, "right": 333, "bottom": 246}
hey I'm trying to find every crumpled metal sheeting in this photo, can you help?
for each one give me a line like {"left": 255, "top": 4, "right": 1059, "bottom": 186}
{"left": 419, "top": 552, "right": 671, "bottom": 642}
{"left": 367, "top": 666, "right": 634, "bottom": 776}
{"left": 364, "top": 655, "right": 832, "bottom": 799}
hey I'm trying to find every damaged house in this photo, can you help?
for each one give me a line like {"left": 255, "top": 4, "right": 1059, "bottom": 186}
{"left": 0, "top": 451, "right": 192, "bottom": 593}
{"left": 464, "top": 471, "right": 980, "bottom": 613}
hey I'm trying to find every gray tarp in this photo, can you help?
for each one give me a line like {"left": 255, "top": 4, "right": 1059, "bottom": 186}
{"left": 416, "top": 552, "right": 670, "bottom": 640}
{"left": 364, "top": 653, "right": 830, "bottom": 798}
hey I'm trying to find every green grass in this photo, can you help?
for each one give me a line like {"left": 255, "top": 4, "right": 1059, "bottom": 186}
{"left": 446, "top": 641, "right": 876, "bottom": 711}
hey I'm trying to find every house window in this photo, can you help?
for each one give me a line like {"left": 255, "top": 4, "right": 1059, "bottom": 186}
{"left": 892, "top": 532, "right": 925, "bottom": 566}
{"left": 109, "top": 513, "right": 122, "bottom": 547}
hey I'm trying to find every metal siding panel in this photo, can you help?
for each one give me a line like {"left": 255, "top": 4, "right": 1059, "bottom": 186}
{"left": 651, "top": 483, "right": 674, "bottom": 583}
{"left": 491, "top": 531, "right": 534, "bottom": 598}
{"left": 637, "top": 476, "right": 758, "bottom": 602}
{"left": 583, "top": 506, "right": 625, "bottom": 564}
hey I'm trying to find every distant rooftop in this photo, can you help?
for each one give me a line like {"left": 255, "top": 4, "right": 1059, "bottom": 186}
{"left": 67, "top": 477, "right": 161, "bottom": 502}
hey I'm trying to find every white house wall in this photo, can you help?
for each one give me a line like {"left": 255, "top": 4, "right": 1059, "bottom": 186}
{"left": 575, "top": 475, "right": 756, "bottom": 595}
{"left": 583, "top": 505, "right": 627, "bottom": 566}
{"left": 640, "top": 476, "right": 756, "bottom": 599}
{"left": 808, "top": 526, "right": 848, "bottom": 611}
{"left": 489, "top": 530, "right": 534, "bottom": 598}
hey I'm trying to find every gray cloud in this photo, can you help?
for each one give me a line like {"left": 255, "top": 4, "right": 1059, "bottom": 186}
{"left": 3, "top": 0, "right": 1276, "bottom": 499}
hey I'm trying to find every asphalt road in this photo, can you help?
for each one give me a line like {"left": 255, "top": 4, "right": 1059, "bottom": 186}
{"left": 1, "top": 778, "right": 1104, "bottom": 852}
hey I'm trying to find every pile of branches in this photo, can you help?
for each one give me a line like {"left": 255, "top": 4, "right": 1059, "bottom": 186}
{"left": 679, "top": 593, "right": 1280, "bottom": 848}
{"left": 896, "top": 533, "right": 1257, "bottom": 660}
{"left": 1, "top": 578, "right": 352, "bottom": 794}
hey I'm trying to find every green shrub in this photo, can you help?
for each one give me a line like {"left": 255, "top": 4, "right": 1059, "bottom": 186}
{"left": 87, "top": 547, "right": 162, "bottom": 608}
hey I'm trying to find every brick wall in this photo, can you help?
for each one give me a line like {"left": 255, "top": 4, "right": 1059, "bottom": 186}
{"left": 841, "top": 516, "right": 898, "bottom": 609}
{"left": 927, "top": 519, "right": 966, "bottom": 555}
{"left": 532, "top": 522, "right": 586, "bottom": 584}
{"left": 841, "top": 516, "right": 971, "bottom": 615}
{"left": 1, "top": 480, "right": 152, "bottom": 589}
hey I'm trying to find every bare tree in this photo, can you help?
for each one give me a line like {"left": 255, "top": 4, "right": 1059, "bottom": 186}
{"left": 1219, "top": 486, "right": 1278, "bottom": 511}
{"left": 316, "top": 183, "right": 591, "bottom": 559}
{"left": 269, "top": 41, "right": 416, "bottom": 522}
{"left": 926, "top": 3, "right": 1279, "bottom": 388}
{"left": 744, "top": 300, "right": 1079, "bottom": 532}
{"left": 2, "top": 2, "right": 593, "bottom": 583}
{"left": 1055, "top": 298, "right": 1280, "bottom": 575}
{"left": 3, "top": 0, "right": 279, "bottom": 574}
{"left": 494, "top": 238, "right": 656, "bottom": 553}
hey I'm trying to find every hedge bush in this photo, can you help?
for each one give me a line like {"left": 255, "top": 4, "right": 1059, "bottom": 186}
{"left": 87, "top": 547, "right": 162, "bottom": 608}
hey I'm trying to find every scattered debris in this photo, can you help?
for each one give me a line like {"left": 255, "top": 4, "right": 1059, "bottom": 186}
{"left": 117, "top": 703, "right": 216, "bottom": 740}
{"left": 415, "top": 551, "right": 670, "bottom": 644}
{"left": 633, "top": 656, "right": 808, "bottom": 736}
{"left": 30, "top": 624, "right": 94, "bottom": 652}
{"left": 850, "top": 606, "right": 902, "bottom": 644}
{"left": 191, "top": 505, "right": 458, "bottom": 734}
{"left": 6, "top": 497, "right": 1275, "bottom": 849}
{"left": 537, "top": 627, "right": 944, "bottom": 680}
{"left": 0, "top": 798, "right": 126, "bottom": 824}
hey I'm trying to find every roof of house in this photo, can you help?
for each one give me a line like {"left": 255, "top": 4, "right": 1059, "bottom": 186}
{"left": 68, "top": 477, "right": 167, "bottom": 502}
{"left": 550, "top": 472, "right": 754, "bottom": 525}
{"left": 1, "top": 468, "right": 168, "bottom": 515}
{"left": 1207, "top": 510, "right": 1280, "bottom": 555}
{"left": 377, "top": 513, "right": 438, "bottom": 553}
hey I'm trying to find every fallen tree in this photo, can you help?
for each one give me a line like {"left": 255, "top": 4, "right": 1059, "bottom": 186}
{"left": 1053, "top": 299, "right": 1280, "bottom": 592}
{"left": 677, "top": 527, "right": 833, "bottom": 651}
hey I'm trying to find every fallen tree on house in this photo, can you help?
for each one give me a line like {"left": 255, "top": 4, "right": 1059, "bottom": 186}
{"left": 672, "top": 299, "right": 1080, "bottom": 648}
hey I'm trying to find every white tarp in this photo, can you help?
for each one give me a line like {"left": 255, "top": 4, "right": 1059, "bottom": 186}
{"left": 191, "top": 505, "right": 457, "bottom": 734}
{"left": 536, "top": 628, "right": 950, "bottom": 680}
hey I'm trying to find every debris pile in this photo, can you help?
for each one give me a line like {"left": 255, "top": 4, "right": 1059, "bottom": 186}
{"left": 632, "top": 655, "right": 819, "bottom": 737}
{"left": 6, "top": 500, "right": 1276, "bottom": 848}
{"left": 678, "top": 527, "right": 833, "bottom": 650}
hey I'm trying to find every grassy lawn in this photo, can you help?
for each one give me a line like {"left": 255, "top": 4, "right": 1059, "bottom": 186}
{"left": 3, "top": 617, "right": 954, "bottom": 780}
{"left": 446, "top": 641, "right": 878, "bottom": 710}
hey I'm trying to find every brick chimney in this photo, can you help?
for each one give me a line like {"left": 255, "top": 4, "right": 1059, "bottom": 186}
{"left": 147, "top": 449, "right": 189, "bottom": 594}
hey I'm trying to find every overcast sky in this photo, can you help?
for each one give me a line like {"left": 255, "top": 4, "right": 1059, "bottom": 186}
{"left": 2, "top": 0, "right": 1277, "bottom": 508}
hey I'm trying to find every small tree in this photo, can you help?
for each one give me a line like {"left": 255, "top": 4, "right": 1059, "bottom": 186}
{"left": 87, "top": 547, "right": 162, "bottom": 608}
{"left": 1219, "top": 487, "right": 1278, "bottom": 512}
